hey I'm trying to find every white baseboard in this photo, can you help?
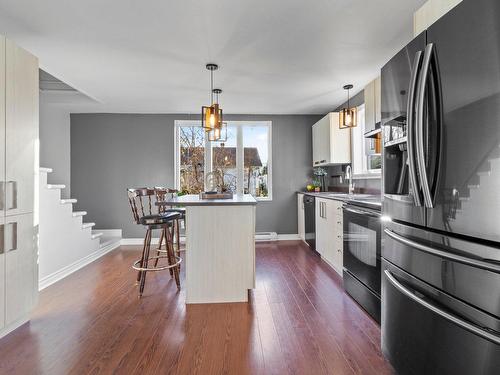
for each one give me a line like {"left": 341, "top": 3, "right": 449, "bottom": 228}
{"left": 275, "top": 234, "right": 301, "bottom": 241}
{"left": 121, "top": 237, "right": 160, "bottom": 246}
{"left": 95, "top": 229, "right": 122, "bottom": 237}
{"left": 0, "top": 314, "right": 30, "bottom": 339}
{"left": 121, "top": 233, "right": 301, "bottom": 245}
{"left": 38, "top": 239, "right": 121, "bottom": 291}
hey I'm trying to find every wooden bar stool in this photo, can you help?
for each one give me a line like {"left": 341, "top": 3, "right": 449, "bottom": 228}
{"left": 127, "top": 188, "right": 182, "bottom": 297}
{"left": 154, "top": 187, "right": 186, "bottom": 264}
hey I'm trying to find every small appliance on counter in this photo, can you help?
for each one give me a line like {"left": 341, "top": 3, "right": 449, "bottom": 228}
{"left": 343, "top": 196, "right": 382, "bottom": 323}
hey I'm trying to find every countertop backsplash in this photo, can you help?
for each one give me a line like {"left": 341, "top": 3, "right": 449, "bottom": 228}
{"left": 325, "top": 165, "right": 382, "bottom": 195}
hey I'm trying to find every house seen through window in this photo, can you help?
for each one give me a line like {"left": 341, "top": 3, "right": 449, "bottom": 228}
{"left": 176, "top": 121, "right": 272, "bottom": 200}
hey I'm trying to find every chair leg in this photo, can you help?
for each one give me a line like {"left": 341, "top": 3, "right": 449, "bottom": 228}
{"left": 175, "top": 218, "right": 181, "bottom": 271}
{"left": 154, "top": 229, "right": 165, "bottom": 268}
{"left": 136, "top": 228, "right": 149, "bottom": 283}
{"left": 166, "top": 224, "right": 181, "bottom": 290}
{"left": 139, "top": 228, "right": 152, "bottom": 297}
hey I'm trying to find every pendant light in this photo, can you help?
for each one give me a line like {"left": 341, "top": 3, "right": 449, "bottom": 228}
{"left": 339, "top": 84, "right": 357, "bottom": 129}
{"left": 208, "top": 88, "right": 227, "bottom": 142}
{"left": 201, "top": 63, "right": 223, "bottom": 138}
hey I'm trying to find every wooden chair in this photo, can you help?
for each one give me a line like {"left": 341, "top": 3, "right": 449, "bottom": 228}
{"left": 154, "top": 187, "right": 186, "bottom": 264}
{"left": 127, "top": 188, "right": 181, "bottom": 297}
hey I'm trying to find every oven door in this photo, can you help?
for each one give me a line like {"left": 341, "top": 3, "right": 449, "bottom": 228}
{"left": 343, "top": 205, "right": 382, "bottom": 295}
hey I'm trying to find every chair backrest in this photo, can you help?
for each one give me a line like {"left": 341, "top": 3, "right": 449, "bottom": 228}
{"left": 127, "top": 188, "right": 156, "bottom": 224}
{"left": 154, "top": 187, "right": 178, "bottom": 213}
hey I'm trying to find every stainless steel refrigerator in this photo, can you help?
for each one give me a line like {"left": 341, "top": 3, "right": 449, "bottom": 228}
{"left": 381, "top": 0, "right": 500, "bottom": 373}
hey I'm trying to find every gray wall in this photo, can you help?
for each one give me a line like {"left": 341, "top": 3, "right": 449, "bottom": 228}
{"left": 40, "top": 95, "right": 71, "bottom": 198}
{"left": 71, "top": 113, "right": 320, "bottom": 237}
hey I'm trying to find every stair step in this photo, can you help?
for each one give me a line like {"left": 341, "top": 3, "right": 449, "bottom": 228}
{"left": 39, "top": 167, "right": 53, "bottom": 173}
{"left": 47, "top": 184, "right": 66, "bottom": 189}
{"left": 91, "top": 232, "right": 103, "bottom": 240}
{"left": 72, "top": 211, "right": 87, "bottom": 217}
{"left": 60, "top": 198, "right": 77, "bottom": 204}
{"left": 82, "top": 222, "right": 96, "bottom": 229}
{"left": 477, "top": 171, "right": 491, "bottom": 177}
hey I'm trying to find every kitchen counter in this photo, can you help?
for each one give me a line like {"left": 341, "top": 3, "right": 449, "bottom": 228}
{"left": 297, "top": 191, "right": 382, "bottom": 210}
{"left": 167, "top": 193, "right": 257, "bottom": 206}
{"left": 164, "top": 194, "right": 256, "bottom": 304}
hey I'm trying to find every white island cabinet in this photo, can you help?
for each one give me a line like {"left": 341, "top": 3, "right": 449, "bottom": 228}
{"left": 167, "top": 194, "right": 257, "bottom": 304}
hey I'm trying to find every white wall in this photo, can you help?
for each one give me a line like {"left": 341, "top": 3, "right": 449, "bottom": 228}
{"left": 39, "top": 93, "right": 71, "bottom": 198}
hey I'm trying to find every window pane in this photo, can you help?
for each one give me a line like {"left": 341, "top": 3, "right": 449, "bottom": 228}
{"left": 212, "top": 126, "right": 238, "bottom": 192}
{"left": 179, "top": 125, "right": 205, "bottom": 194}
{"left": 243, "top": 125, "right": 270, "bottom": 198}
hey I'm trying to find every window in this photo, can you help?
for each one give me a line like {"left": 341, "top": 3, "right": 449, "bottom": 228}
{"left": 177, "top": 125, "right": 206, "bottom": 194}
{"left": 351, "top": 105, "right": 381, "bottom": 177}
{"left": 175, "top": 120, "right": 272, "bottom": 200}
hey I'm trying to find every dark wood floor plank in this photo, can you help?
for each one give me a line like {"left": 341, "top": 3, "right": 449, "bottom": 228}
{"left": 0, "top": 241, "right": 393, "bottom": 375}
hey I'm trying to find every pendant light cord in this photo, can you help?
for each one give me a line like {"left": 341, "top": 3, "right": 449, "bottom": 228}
{"left": 210, "top": 70, "right": 214, "bottom": 104}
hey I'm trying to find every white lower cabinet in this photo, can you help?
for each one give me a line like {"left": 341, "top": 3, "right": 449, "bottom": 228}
{"left": 297, "top": 194, "right": 305, "bottom": 241}
{"left": 316, "top": 198, "right": 343, "bottom": 275}
{"left": 0, "top": 217, "right": 5, "bottom": 330}
{"left": 5, "top": 213, "right": 37, "bottom": 325}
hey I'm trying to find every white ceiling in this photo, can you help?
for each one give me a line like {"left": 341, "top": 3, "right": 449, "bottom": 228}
{"left": 0, "top": 0, "right": 425, "bottom": 114}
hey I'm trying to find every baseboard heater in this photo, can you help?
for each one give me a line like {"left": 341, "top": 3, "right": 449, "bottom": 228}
{"left": 255, "top": 232, "right": 278, "bottom": 241}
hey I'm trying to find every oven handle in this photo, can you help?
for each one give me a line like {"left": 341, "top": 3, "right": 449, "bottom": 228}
{"left": 384, "top": 270, "right": 500, "bottom": 344}
{"left": 384, "top": 229, "right": 500, "bottom": 273}
{"left": 343, "top": 206, "right": 380, "bottom": 218}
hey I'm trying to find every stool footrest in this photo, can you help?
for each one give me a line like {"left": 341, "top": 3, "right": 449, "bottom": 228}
{"left": 132, "top": 255, "right": 182, "bottom": 272}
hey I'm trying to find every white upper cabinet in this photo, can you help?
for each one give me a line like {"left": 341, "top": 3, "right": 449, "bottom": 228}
{"left": 414, "top": 0, "right": 463, "bottom": 36}
{"left": 312, "top": 112, "right": 351, "bottom": 166}
{"left": 364, "top": 76, "right": 381, "bottom": 135}
{"left": 5, "top": 39, "right": 38, "bottom": 217}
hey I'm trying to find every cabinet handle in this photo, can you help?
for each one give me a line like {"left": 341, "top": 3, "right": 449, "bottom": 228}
{"left": 6, "top": 222, "right": 17, "bottom": 252}
{"left": 0, "top": 224, "right": 4, "bottom": 254}
{"left": 6, "top": 181, "right": 17, "bottom": 210}
{"left": 323, "top": 203, "right": 327, "bottom": 219}
{"left": 337, "top": 221, "right": 342, "bottom": 224}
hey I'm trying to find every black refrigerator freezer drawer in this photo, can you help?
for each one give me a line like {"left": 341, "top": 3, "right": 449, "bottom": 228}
{"left": 382, "top": 221, "right": 500, "bottom": 319}
{"left": 382, "top": 260, "right": 500, "bottom": 375}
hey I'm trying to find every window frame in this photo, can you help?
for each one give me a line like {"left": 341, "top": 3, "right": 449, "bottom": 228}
{"left": 351, "top": 104, "right": 382, "bottom": 180}
{"left": 174, "top": 120, "right": 273, "bottom": 201}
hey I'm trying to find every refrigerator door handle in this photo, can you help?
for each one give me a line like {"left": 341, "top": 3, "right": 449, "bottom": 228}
{"left": 415, "top": 43, "right": 435, "bottom": 208}
{"left": 406, "top": 50, "right": 423, "bottom": 207}
{"left": 384, "top": 270, "right": 500, "bottom": 345}
{"left": 384, "top": 228, "right": 500, "bottom": 273}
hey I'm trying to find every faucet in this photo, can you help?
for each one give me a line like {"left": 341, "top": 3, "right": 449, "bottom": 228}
{"left": 345, "top": 165, "right": 355, "bottom": 195}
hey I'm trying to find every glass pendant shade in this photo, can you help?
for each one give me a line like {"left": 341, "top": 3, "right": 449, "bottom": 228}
{"left": 202, "top": 103, "right": 223, "bottom": 132}
{"left": 339, "top": 106, "right": 357, "bottom": 129}
{"left": 208, "top": 121, "right": 227, "bottom": 142}
{"left": 339, "top": 84, "right": 357, "bottom": 129}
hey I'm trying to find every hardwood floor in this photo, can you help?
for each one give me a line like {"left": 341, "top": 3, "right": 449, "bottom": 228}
{"left": 0, "top": 241, "right": 394, "bottom": 375}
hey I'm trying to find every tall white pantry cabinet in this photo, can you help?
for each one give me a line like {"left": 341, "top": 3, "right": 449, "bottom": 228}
{"left": 0, "top": 35, "right": 39, "bottom": 338}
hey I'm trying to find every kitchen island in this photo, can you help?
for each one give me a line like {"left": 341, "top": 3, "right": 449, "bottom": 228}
{"left": 166, "top": 194, "right": 257, "bottom": 304}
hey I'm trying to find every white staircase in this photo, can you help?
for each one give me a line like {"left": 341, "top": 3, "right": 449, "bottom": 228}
{"left": 39, "top": 167, "right": 121, "bottom": 290}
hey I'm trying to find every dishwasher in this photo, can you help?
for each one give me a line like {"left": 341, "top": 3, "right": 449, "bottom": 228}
{"left": 303, "top": 195, "right": 316, "bottom": 252}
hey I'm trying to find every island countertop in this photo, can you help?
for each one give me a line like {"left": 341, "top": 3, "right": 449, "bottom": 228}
{"left": 162, "top": 193, "right": 257, "bottom": 206}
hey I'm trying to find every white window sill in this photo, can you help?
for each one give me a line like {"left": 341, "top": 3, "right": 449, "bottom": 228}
{"left": 255, "top": 196, "right": 272, "bottom": 202}
{"left": 352, "top": 172, "right": 381, "bottom": 180}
